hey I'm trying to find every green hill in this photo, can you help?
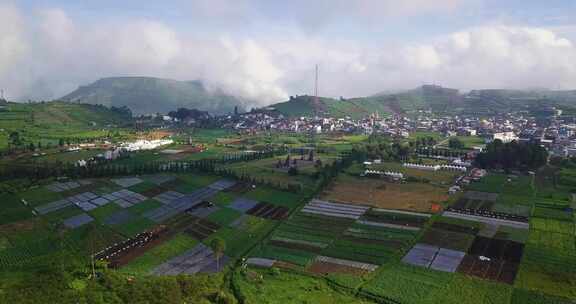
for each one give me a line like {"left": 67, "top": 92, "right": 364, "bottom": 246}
{"left": 270, "top": 85, "right": 576, "bottom": 118}
{"left": 271, "top": 95, "right": 404, "bottom": 119}
{"left": 0, "top": 101, "right": 131, "bottom": 150}
{"left": 270, "top": 85, "right": 462, "bottom": 119}
{"left": 61, "top": 77, "right": 246, "bottom": 115}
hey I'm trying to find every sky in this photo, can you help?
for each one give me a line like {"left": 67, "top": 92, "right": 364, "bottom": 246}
{"left": 2, "top": 0, "right": 576, "bottom": 106}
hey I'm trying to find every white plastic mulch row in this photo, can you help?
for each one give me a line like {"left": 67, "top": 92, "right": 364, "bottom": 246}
{"left": 316, "top": 255, "right": 379, "bottom": 272}
{"left": 309, "top": 199, "right": 369, "bottom": 212}
{"left": 246, "top": 258, "right": 276, "bottom": 268}
{"left": 301, "top": 209, "right": 360, "bottom": 219}
{"left": 356, "top": 220, "right": 421, "bottom": 231}
{"left": 442, "top": 211, "right": 529, "bottom": 229}
{"left": 271, "top": 237, "right": 329, "bottom": 249}
{"left": 371, "top": 208, "right": 432, "bottom": 218}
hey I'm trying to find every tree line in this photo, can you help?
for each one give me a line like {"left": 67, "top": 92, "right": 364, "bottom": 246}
{"left": 474, "top": 139, "right": 547, "bottom": 170}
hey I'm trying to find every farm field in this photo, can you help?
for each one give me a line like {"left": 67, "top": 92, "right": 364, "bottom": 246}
{"left": 322, "top": 174, "right": 447, "bottom": 213}
{"left": 514, "top": 203, "right": 576, "bottom": 300}
{"left": 3, "top": 117, "right": 576, "bottom": 304}
{"left": 0, "top": 102, "right": 134, "bottom": 167}
{"left": 360, "top": 161, "right": 460, "bottom": 184}
{"left": 361, "top": 263, "right": 513, "bottom": 304}
{"left": 219, "top": 154, "right": 333, "bottom": 194}
{"left": 1, "top": 172, "right": 298, "bottom": 271}
{"left": 250, "top": 199, "right": 428, "bottom": 275}
{"left": 449, "top": 173, "right": 536, "bottom": 218}
{"left": 234, "top": 268, "right": 371, "bottom": 304}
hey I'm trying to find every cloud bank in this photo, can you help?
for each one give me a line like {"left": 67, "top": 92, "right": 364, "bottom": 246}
{"left": 1, "top": 1, "right": 576, "bottom": 107}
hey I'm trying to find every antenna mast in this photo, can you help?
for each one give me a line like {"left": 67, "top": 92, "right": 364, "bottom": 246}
{"left": 314, "top": 64, "right": 319, "bottom": 116}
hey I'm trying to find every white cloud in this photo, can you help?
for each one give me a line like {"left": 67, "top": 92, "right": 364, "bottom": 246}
{"left": 2, "top": 3, "right": 576, "bottom": 107}
{"left": 0, "top": 3, "right": 27, "bottom": 95}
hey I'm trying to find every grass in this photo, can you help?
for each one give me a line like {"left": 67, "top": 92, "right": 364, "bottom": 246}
{"left": 127, "top": 181, "right": 158, "bottom": 194}
{"left": 206, "top": 208, "right": 242, "bottom": 226}
{"left": 250, "top": 245, "right": 316, "bottom": 266}
{"left": 323, "top": 174, "right": 448, "bottom": 213}
{"left": 173, "top": 174, "right": 221, "bottom": 193}
{"left": 235, "top": 268, "right": 371, "bottom": 304}
{"left": 364, "top": 162, "right": 459, "bottom": 184}
{"left": 511, "top": 288, "right": 575, "bottom": 304}
{"left": 243, "top": 187, "right": 303, "bottom": 208}
{"left": 205, "top": 216, "right": 276, "bottom": 258}
{"left": 0, "top": 102, "right": 130, "bottom": 155}
{"left": 89, "top": 203, "right": 123, "bottom": 222}
{"left": 467, "top": 174, "right": 507, "bottom": 193}
{"left": 127, "top": 199, "right": 163, "bottom": 215}
{"left": 362, "top": 263, "right": 512, "bottom": 304}
{"left": 110, "top": 216, "right": 155, "bottom": 238}
{"left": 0, "top": 194, "right": 33, "bottom": 225}
{"left": 17, "top": 187, "right": 63, "bottom": 207}
{"left": 222, "top": 159, "right": 318, "bottom": 194}
{"left": 362, "top": 263, "right": 453, "bottom": 303}
{"left": 120, "top": 233, "right": 198, "bottom": 275}
{"left": 41, "top": 205, "right": 84, "bottom": 223}
{"left": 209, "top": 192, "right": 237, "bottom": 207}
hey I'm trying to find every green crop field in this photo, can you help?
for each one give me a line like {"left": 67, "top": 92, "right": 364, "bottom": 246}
{"left": 204, "top": 216, "right": 276, "bottom": 258}
{"left": 121, "top": 233, "right": 198, "bottom": 275}
{"left": 234, "top": 268, "right": 371, "bottom": 304}
{"left": 0, "top": 102, "right": 131, "bottom": 154}
{"left": 361, "top": 263, "right": 513, "bottom": 304}
{"left": 243, "top": 186, "right": 304, "bottom": 208}
{"left": 2, "top": 101, "right": 576, "bottom": 304}
{"left": 206, "top": 207, "right": 242, "bottom": 226}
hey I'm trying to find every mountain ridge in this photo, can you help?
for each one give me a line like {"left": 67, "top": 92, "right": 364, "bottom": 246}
{"left": 61, "top": 77, "right": 248, "bottom": 115}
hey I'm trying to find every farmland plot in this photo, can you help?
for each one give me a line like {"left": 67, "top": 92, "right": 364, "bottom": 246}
{"left": 322, "top": 175, "right": 447, "bottom": 213}
{"left": 151, "top": 243, "right": 229, "bottom": 275}
{"left": 253, "top": 199, "right": 424, "bottom": 271}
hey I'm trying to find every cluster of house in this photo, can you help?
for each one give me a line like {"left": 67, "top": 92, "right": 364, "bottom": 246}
{"left": 449, "top": 168, "right": 487, "bottom": 194}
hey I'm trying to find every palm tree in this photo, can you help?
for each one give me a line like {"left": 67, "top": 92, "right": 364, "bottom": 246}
{"left": 210, "top": 237, "right": 226, "bottom": 272}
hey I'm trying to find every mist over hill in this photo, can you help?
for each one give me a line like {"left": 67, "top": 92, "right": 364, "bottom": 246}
{"left": 60, "top": 77, "right": 576, "bottom": 118}
{"left": 268, "top": 85, "right": 576, "bottom": 118}
{"left": 60, "top": 77, "right": 249, "bottom": 115}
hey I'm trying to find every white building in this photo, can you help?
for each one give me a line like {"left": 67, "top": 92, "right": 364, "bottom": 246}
{"left": 492, "top": 132, "right": 518, "bottom": 143}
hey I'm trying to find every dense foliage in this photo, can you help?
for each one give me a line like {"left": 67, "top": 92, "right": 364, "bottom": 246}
{"left": 475, "top": 140, "right": 547, "bottom": 170}
{"left": 0, "top": 264, "right": 234, "bottom": 304}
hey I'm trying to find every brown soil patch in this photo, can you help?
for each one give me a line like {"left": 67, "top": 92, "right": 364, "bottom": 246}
{"left": 0, "top": 218, "right": 40, "bottom": 234}
{"left": 308, "top": 260, "right": 368, "bottom": 275}
{"left": 322, "top": 178, "right": 447, "bottom": 213}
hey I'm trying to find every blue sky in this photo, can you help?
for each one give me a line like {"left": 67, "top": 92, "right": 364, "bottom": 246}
{"left": 15, "top": 0, "right": 576, "bottom": 39}
{"left": 2, "top": 0, "right": 576, "bottom": 104}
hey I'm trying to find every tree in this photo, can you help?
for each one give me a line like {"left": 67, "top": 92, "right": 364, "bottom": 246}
{"left": 210, "top": 238, "right": 226, "bottom": 272}
{"left": 9, "top": 131, "right": 21, "bottom": 147}
{"left": 448, "top": 137, "right": 464, "bottom": 149}
{"left": 288, "top": 166, "right": 299, "bottom": 176}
